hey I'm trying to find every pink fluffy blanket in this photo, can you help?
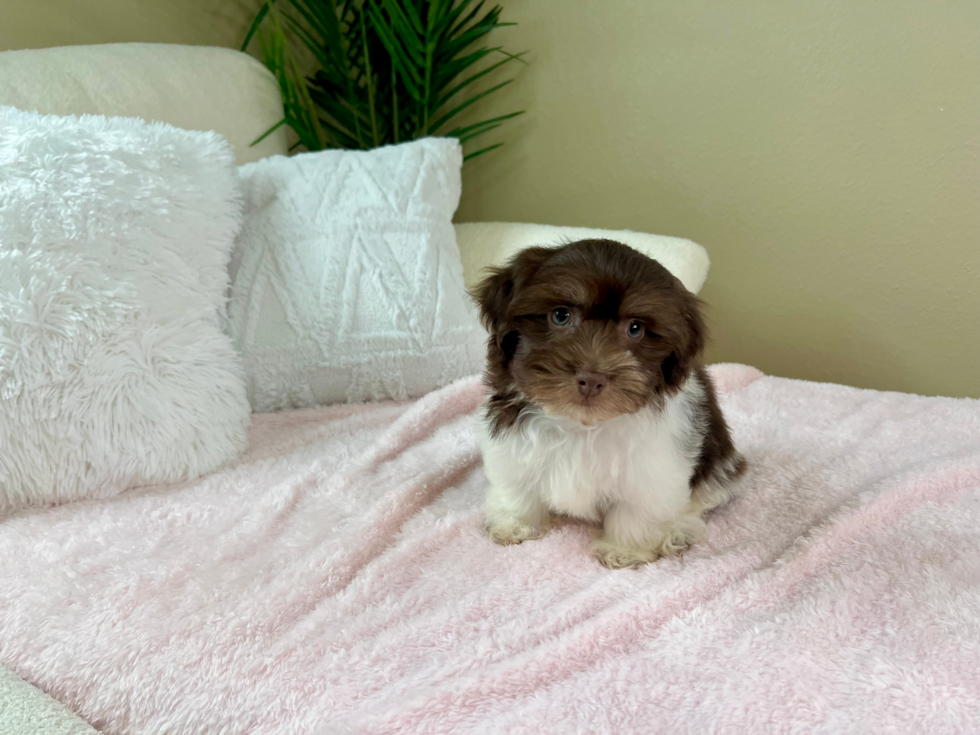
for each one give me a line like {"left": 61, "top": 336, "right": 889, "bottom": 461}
{"left": 2, "top": 364, "right": 980, "bottom": 734}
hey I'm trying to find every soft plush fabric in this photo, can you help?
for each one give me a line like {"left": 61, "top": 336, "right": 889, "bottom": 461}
{"left": 454, "top": 221, "right": 711, "bottom": 293}
{"left": 2, "top": 365, "right": 979, "bottom": 733}
{"left": 0, "top": 665, "right": 97, "bottom": 735}
{"left": 0, "top": 105, "right": 250, "bottom": 512}
{"left": 228, "top": 137, "right": 485, "bottom": 412}
{"left": 0, "top": 44, "right": 287, "bottom": 165}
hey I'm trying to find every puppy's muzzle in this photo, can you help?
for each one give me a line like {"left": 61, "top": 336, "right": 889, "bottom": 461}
{"left": 576, "top": 371, "right": 607, "bottom": 399}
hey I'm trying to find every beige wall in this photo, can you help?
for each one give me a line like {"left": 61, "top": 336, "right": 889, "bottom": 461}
{"left": 4, "top": 1, "right": 978, "bottom": 397}
{"left": 0, "top": 0, "right": 260, "bottom": 51}
{"left": 458, "top": 0, "right": 980, "bottom": 398}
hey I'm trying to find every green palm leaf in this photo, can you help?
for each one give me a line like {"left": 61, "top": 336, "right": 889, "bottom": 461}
{"left": 245, "top": 0, "right": 527, "bottom": 160}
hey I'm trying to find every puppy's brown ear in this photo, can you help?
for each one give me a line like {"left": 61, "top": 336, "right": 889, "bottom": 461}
{"left": 472, "top": 266, "right": 514, "bottom": 338}
{"left": 661, "top": 289, "right": 707, "bottom": 389}
{"left": 470, "top": 246, "right": 554, "bottom": 341}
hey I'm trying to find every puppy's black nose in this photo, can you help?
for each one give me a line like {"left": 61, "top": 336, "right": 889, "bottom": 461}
{"left": 576, "top": 371, "right": 607, "bottom": 399}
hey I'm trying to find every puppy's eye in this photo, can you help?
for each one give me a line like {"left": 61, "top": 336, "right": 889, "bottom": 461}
{"left": 550, "top": 307, "right": 572, "bottom": 327}
{"left": 625, "top": 319, "right": 645, "bottom": 339}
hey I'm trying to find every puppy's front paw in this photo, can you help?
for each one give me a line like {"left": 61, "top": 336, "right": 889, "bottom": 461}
{"left": 591, "top": 539, "right": 660, "bottom": 569}
{"left": 486, "top": 523, "right": 544, "bottom": 546}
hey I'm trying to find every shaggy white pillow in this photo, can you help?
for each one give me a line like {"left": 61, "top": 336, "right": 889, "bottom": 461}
{"left": 0, "top": 106, "right": 250, "bottom": 512}
{"left": 228, "top": 137, "right": 485, "bottom": 412}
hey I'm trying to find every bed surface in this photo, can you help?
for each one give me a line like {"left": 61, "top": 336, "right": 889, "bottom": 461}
{"left": 2, "top": 364, "right": 979, "bottom": 734}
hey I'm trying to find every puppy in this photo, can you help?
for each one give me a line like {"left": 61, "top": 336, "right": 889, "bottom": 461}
{"left": 472, "top": 239, "right": 744, "bottom": 569}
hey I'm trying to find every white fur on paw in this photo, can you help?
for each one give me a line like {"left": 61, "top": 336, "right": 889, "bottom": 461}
{"left": 592, "top": 523, "right": 697, "bottom": 569}
{"left": 487, "top": 524, "right": 543, "bottom": 546}
{"left": 591, "top": 540, "right": 660, "bottom": 569}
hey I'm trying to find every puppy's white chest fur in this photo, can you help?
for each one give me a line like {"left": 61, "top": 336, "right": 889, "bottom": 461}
{"left": 481, "top": 378, "right": 704, "bottom": 524}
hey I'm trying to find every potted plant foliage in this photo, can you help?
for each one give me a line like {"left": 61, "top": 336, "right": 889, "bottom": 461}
{"left": 243, "top": 0, "right": 526, "bottom": 160}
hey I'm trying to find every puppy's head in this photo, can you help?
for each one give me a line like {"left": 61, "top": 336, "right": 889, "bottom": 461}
{"left": 473, "top": 239, "right": 706, "bottom": 427}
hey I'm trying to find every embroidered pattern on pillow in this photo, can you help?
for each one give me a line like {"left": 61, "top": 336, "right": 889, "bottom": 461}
{"left": 228, "top": 138, "right": 484, "bottom": 412}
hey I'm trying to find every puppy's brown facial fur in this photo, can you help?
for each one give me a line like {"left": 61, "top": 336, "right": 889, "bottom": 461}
{"left": 473, "top": 239, "right": 706, "bottom": 432}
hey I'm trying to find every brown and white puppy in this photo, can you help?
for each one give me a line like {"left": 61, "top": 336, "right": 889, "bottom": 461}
{"left": 472, "top": 239, "right": 744, "bottom": 569}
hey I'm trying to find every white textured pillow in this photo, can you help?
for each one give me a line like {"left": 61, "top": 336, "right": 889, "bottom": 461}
{"left": 228, "top": 138, "right": 485, "bottom": 412}
{"left": 0, "top": 106, "right": 250, "bottom": 512}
